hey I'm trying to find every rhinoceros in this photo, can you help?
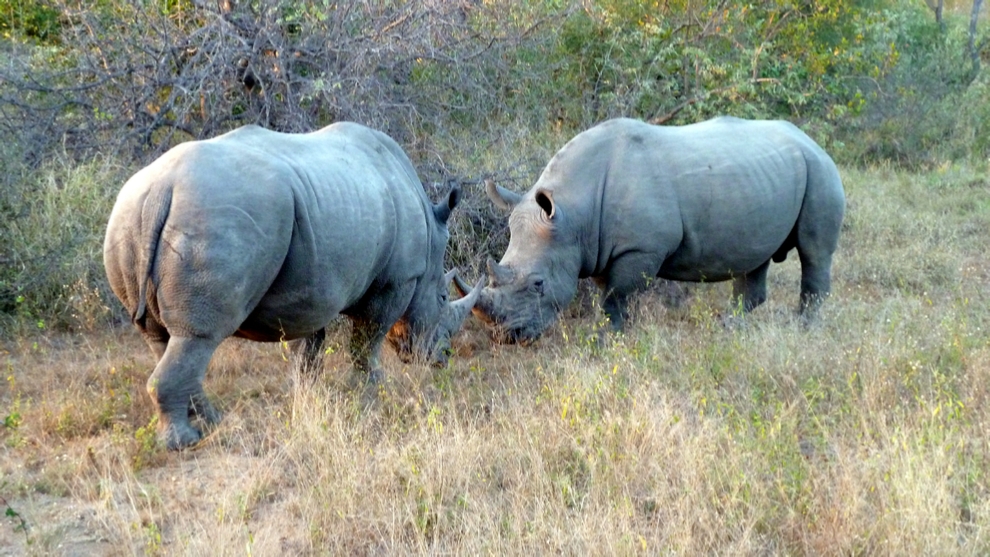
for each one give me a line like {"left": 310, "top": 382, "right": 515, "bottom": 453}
{"left": 461, "top": 117, "right": 845, "bottom": 343}
{"left": 104, "top": 122, "right": 481, "bottom": 449}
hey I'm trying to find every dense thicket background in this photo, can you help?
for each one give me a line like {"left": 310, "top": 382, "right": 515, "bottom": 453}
{"left": 1, "top": 0, "right": 987, "bottom": 333}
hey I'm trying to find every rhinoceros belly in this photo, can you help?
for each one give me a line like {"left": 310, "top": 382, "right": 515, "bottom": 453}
{"left": 652, "top": 151, "right": 804, "bottom": 282}
{"left": 656, "top": 191, "right": 799, "bottom": 282}
{"left": 658, "top": 234, "right": 789, "bottom": 282}
{"left": 235, "top": 287, "right": 345, "bottom": 342}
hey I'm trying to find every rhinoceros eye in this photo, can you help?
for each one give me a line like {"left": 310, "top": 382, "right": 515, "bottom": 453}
{"left": 532, "top": 279, "right": 545, "bottom": 296}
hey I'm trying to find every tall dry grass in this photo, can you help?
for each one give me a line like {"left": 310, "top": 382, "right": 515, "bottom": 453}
{"left": 2, "top": 163, "right": 989, "bottom": 555}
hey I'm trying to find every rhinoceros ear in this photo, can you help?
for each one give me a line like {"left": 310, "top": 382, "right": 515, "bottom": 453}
{"left": 486, "top": 179, "right": 522, "bottom": 211}
{"left": 434, "top": 182, "right": 461, "bottom": 224}
{"left": 535, "top": 188, "right": 555, "bottom": 220}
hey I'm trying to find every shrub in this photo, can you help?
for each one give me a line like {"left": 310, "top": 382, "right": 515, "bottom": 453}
{"left": 544, "top": 0, "right": 903, "bottom": 129}
{"left": 0, "top": 157, "right": 125, "bottom": 334}
{"left": 0, "top": 0, "right": 549, "bottom": 166}
{"left": 1, "top": 0, "right": 988, "bottom": 329}
{"left": 0, "top": 0, "right": 60, "bottom": 43}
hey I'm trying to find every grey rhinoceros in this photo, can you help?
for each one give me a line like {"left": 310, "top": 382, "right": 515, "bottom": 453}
{"left": 104, "top": 122, "right": 481, "bottom": 449}
{"left": 461, "top": 117, "right": 845, "bottom": 343}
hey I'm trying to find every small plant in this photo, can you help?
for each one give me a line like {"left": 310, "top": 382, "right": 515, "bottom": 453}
{"left": 425, "top": 404, "right": 444, "bottom": 435}
{"left": 0, "top": 485, "right": 30, "bottom": 545}
{"left": 431, "top": 364, "right": 454, "bottom": 395}
{"left": 132, "top": 519, "right": 163, "bottom": 556}
{"left": 3, "top": 374, "right": 25, "bottom": 447}
{"left": 132, "top": 416, "right": 163, "bottom": 471}
{"left": 1, "top": 410, "right": 20, "bottom": 429}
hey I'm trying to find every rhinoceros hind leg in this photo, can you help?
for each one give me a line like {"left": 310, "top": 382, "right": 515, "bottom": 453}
{"left": 797, "top": 253, "right": 832, "bottom": 316}
{"left": 731, "top": 260, "right": 771, "bottom": 313}
{"left": 147, "top": 336, "right": 222, "bottom": 450}
{"left": 140, "top": 317, "right": 170, "bottom": 361}
{"left": 189, "top": 391, "right": 222, "bottom": 426}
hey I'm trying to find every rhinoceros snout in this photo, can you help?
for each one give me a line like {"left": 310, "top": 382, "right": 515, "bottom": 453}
{"left": 489, "top": 321, "right": 544, "bottom": 346}
{"left": 469, "top": 289, "right": 549, "bottom": 345}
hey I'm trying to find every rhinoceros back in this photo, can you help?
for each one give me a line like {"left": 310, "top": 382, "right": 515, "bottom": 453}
{"left": 103, "top": 123, "right": 439, "bottom": 342}
{"left": 545, "top": 117, "right": 840, "bottom": 283}
{"left": 224, "top": 124, "right": 436, "bottom": 339}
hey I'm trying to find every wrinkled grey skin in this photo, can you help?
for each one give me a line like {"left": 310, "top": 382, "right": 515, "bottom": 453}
{"left": 104, "top": 122, "right": 481, "bottom": 449}
{"left": 469, "top": 117, "right": 845, "bottom": 343}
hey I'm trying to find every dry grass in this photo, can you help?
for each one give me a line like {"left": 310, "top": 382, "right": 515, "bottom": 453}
{"left": 2, "top": 163, "right": 989, "bottom": 555}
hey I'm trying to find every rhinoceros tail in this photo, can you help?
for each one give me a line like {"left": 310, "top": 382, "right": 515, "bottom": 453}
{"left": 133, "top": 185, "right": 173, "bottom": 327}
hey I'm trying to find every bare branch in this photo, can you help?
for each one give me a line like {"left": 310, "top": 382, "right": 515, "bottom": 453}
{"left": 0, "top": 0, "right": 546, "bottom": 164}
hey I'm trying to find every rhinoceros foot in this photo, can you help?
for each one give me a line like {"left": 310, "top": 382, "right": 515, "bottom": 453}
{"left": 347, "top": 366, "right": 387, "bottom": 390}
{"left": 188, "top": 392, "right": 222, "bottom": 426}
{"left": 368, "top": 368, "right": 387, "bottom": 385}
{"left": 347, "top": 366, "right": 398, "bottom": 408}
{"left": 161, "top": 417, "right": 204, "bottom": 451}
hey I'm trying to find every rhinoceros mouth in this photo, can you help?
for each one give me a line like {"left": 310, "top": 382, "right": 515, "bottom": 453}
{"left": 489, "top": 321, "right": 546, "bottom": 346}
{"left": 477, "top": 302, "right": 551, "bottom": 345}
{"left": 454, "top": 275, "right": 553, "bottom": 345}
{"left": 507, "top": 330, "right": 539, "bottom": 346}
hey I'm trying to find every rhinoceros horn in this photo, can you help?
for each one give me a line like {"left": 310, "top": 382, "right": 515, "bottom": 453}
{"left": 486, "top": 257, "right": 515, "bottom": 287}
{"left": 453, "top": 270, "right": 497, "bottom": 323}
{"left": 445, "top": 269, "right": 484, "bottom": 329}
{"left": 451, "top": 271, "right": 473, "bottom": 298}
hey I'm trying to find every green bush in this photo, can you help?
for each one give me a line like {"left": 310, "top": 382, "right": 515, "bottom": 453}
{"left": 838, "top": 5, "right": 990, "bottom": 166}
{"left": 0, "top": 0, "right": 60, "bottom": 43}
{"left": 540, "top": 0, "right": 904, "bottom": 128}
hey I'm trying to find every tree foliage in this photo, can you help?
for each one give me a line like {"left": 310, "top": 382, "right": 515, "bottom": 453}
{"left": 544, "top": 0, "right": 901, "bottom": 128}
{"left": 0, "top": 0, "right": 60, "bottom": 43}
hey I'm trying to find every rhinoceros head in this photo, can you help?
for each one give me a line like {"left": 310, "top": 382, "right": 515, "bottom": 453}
{"left": 386, "top": 184, "right": 484, "bottom": 365}
{"left": 387, "top": 270, "right": 483, "bottom": 366}
{"left": 465, "top": 180, "right": 581, "bottom": 344}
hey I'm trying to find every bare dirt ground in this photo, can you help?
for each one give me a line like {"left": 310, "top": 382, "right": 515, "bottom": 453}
{"left": 0, "top": 329, "right": 300, "bottom": 556}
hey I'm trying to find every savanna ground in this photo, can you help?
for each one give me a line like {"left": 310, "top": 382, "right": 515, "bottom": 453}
{"left": 2, "top": 161, "right": 989, "bottom": 554}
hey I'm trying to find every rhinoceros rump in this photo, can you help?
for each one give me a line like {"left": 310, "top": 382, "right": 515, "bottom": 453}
{"left": 465, "top": 117, "right": 845, "bottom": 343}
{"left": 104, "top": 122, "right": 481, "bottom": 449}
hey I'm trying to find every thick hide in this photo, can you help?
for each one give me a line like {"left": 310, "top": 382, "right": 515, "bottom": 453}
{"left": 104, "top": 122, "right": 480, "bottom": 449}
{"left": 477, "top": 117, "right": 845, "bottom": 342}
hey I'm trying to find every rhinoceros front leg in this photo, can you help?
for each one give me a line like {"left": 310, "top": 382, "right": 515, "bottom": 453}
{"left": 292, "top": 328, "right": 326, "bottom": 375}
{"left": 599, "top": 251, "right": 664, "bottom": 334}
{"left": 348, "top": 318, "right": 388, "bottom": 385}
{"left": 731, "top": 259, "right": 771, "bottom": 313}
{"left": 146, "top": 336, "right": 222, "bottom": 450}
{"left": 601, "top": 293, "right": 631, "bottom": 334}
